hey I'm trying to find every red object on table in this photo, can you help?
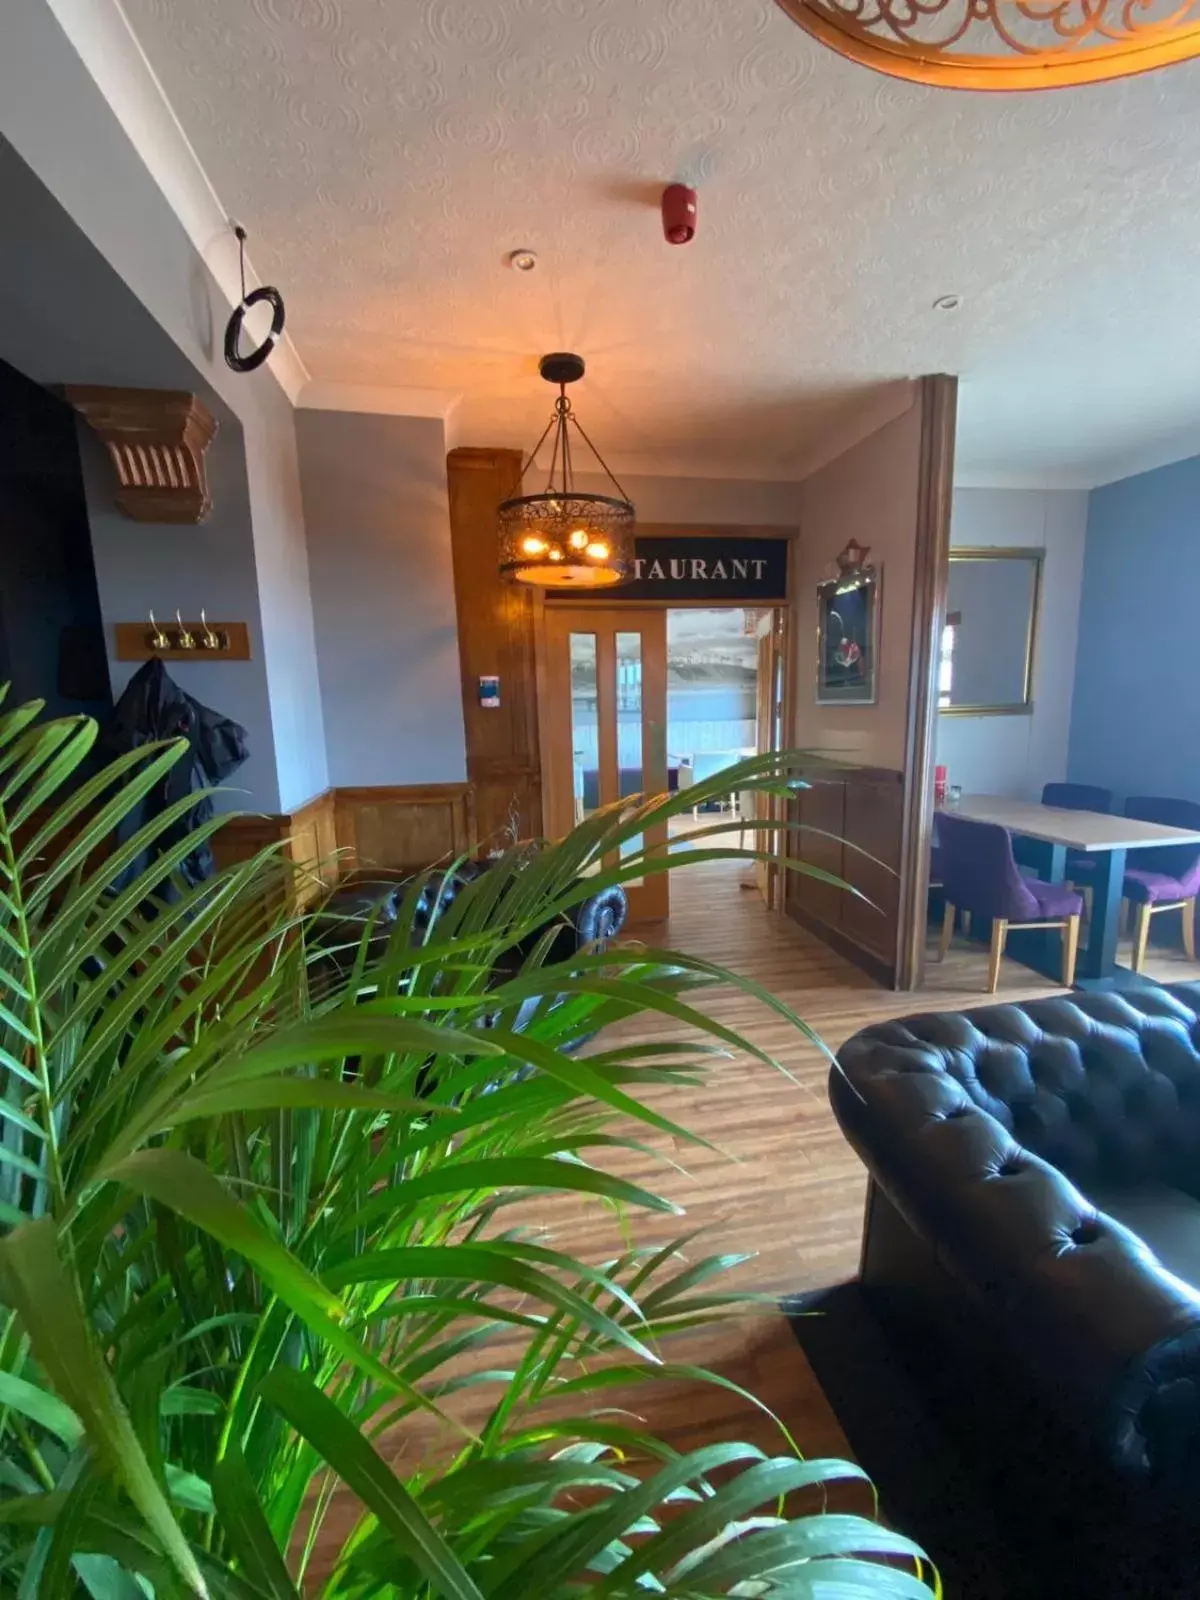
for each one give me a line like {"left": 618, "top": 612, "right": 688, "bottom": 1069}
{"left": 934, "top": 765, "right": 947, "bottom": 807}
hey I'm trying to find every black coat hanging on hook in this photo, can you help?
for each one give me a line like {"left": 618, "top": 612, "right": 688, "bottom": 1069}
{"left": 224, "top": 225, "right": 286, "bottom": 374}
{"left": 107, "top": 659, "right": 249, "bottom": 894}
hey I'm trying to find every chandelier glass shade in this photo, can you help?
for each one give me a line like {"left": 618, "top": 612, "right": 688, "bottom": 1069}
{"left": 498, "top": 354, "right": 635, "bottom": 589}
{"left": 773, "top": 0, "right": 1200, "bottom": 89}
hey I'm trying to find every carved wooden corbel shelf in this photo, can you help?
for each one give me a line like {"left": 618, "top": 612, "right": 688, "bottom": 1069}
{"left": 67, "top": 385, "right": 218, "bottom": 524}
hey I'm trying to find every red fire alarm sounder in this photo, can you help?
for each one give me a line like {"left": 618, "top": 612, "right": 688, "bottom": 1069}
{"left": 662, "top": 184, "right": 697, "bottom": 245}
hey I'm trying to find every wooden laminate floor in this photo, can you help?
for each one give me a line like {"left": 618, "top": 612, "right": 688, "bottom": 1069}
{"left": 507, "top": 850, "right": 1200, "bottom": 1465}
{"left": 314, "top": 854, "right": 1200, "bottom": 1569}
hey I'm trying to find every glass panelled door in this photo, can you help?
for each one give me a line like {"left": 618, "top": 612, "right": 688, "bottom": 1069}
{"left": 754, "top": 609, "right": 787, "bottom": 908}
{"left": 543, "top": 608, "right": 668, "bottom": 922}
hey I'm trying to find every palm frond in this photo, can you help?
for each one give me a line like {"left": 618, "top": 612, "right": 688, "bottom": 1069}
{"left": 0, "top": 699, "right": 934, "bottom": 1598}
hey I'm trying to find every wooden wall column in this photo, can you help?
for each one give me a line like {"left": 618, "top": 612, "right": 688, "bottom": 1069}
{"left": 446, "top": 448, "right": 544, "bottom": 848}
{"left": 896, "top": 374, "right": 958, "bottom": 990}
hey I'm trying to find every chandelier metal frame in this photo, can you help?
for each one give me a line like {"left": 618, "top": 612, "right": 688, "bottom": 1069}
{"left": 498, "top": 353, "right": 636, "bottom": 589}
{"left": 773, "top": 0, "right": 1200, "bottom": 89}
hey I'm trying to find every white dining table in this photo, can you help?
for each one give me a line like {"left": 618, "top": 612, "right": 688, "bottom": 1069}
{"left": 946, "top": 795, "right": 1200, "bottom": 986}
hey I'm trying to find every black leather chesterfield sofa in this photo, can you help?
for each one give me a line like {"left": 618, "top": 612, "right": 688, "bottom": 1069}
{"left": 834, "top": 982, "right": 1200, "bottom": 1508}
{"left": 320, "top": 867, "right": 628, "bottom": 970}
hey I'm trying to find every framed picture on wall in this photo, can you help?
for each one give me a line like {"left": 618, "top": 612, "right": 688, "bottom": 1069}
{"left": 816, "top": 540, "right": 880, "bottom": 706}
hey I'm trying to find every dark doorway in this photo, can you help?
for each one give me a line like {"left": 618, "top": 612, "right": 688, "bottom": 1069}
{"left": 0, "top": 356, "right": 110, "bottom": 720}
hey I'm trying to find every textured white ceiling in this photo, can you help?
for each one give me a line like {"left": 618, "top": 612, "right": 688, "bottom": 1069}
{"left": 119, "top": 0, "right": 1200, "bottom": 484}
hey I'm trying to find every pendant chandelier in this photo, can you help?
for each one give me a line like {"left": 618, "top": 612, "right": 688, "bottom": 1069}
{"left": 773, "top": 0, "right": 1200, "bottom": 89}
{"left": 498, "top": 353, "right": 635, "bottom": 589}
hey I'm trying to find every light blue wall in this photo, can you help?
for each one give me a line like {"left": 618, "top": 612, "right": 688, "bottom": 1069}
{"left": 0, "top": 13, "right": 327, "bottom": 811}
{"left": 1068, "top": 455, "right": 1200, "bottom": 804}
{"left": 296, "top": 410, "right": 467, "bottom": 786}
{"left": 936, "top": 488, "right": 1087, "bottom": 799}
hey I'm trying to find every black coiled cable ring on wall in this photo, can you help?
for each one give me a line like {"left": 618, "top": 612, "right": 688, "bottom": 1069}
{"left": 223, "top": 225, "right": 286, "bottom": 374}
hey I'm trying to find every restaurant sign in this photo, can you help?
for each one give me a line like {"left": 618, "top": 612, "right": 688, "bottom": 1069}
{"left": 567, "top": 535, "right": 788, "bottom": 602}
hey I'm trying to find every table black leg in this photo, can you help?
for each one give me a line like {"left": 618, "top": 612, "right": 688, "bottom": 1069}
{"left": 1078, "top": 848, "right": 1125, "bottom": 983}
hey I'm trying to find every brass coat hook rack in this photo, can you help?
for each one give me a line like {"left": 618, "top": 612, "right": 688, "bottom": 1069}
{"left": 116, "top": 612, "right": 250, "bottom": 662}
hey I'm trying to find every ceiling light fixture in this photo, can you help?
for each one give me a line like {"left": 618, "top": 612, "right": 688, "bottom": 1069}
{"left": 507, "top": 248, "right": 538, "bottom": 272}
{"left": 498, "top": 353, "right": 635, "bottom": 589}
{"left": 773, "top": 0, "right": 1200, "bottom": 89}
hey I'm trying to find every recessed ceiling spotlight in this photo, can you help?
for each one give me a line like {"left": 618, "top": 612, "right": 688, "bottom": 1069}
{"left": 507, "top": 248, "right": 538, "bottom": 272}
{"left": 933, "top": 293, "right": 962, "bottom": 312}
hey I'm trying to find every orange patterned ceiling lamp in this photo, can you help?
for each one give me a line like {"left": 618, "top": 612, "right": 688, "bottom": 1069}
{"left": 498, "top": 354, "right": 635, "bottom": 589}
{"left": 773, "top": 0, "right": 1200, "bottom": 89}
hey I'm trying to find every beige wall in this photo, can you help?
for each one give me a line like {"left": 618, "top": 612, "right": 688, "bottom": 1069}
{"left": 793, "top": 390, "right": 923, "bottom": 770}
{"left": 574, "top": 471, "right": 801, "bottom": 527}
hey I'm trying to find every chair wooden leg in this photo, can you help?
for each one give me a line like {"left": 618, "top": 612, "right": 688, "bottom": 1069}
{"left": 1131, "top": 902, "right": 1152, "bottom": 973}
{"left": 1062, "top": 913, "right": 1081, "bottom": 988}
{"left": 1184, "top": 899, "right": 1197, "bottom": 962}
{"left": 987, "top": 918, "right": 1008, "bottom": 993}
{"left": 938, "top": 901, "right": 955, "bottom": 961}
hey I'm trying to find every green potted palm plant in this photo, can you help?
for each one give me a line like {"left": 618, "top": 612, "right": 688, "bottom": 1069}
{"left": 0, "top": 694, "right": 935, "bottom": 1596}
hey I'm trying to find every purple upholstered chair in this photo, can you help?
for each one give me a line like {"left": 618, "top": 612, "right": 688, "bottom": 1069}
{"left": 936, "top": 812, "right": 1083, "bottom": 992}
{"left": 1121, "top": 796, "right": 1200, "bottom": 971}
{"left": 1041, "top": 782, "right": 1114, "bottom": 814}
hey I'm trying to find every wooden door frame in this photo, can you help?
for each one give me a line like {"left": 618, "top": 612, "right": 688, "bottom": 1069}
{"left": 896, "top": 375, "right": 958, "bottom": 990}
{"left": 538, "top": 525, "right": 798, "bottom": 797}
{"left": 536, "top": 523, "right": 799, "bottom": 916}
{"left": 542, "top": 606, "right": 669, "bottom": 920}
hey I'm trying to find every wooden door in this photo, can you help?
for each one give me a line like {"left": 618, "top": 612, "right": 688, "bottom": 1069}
{"left": 543, "top": 607, "right": 669, "bottom": 922}
{"left": 753, "top": 609, "right": 787, "bottom": 907}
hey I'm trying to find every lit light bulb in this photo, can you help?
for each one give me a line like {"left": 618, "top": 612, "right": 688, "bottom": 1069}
{"left": 586, "top": 541, "right": 610, "bottom": 561}
{"left": 521, "top": 535, "right": 547, "bottom": 556}
{"left": 548, "top": 546, "right": 564, "bottom": 562}
{"left": 569, "top": 529, "right": 590, "bottom": 550}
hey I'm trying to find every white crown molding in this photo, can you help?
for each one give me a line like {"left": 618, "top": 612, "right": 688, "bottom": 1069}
{"left": 41, "top": 0, "right": 309, "bottom": 403}
{"left": 952, "top": 469, "right": 1094, "bottom": 491}
{"left": 785, "top": 380, "right": 917, "bottom": 481}
{"left": 297, "top": 382, "right": 461, "bottom": 421}
{"left": 1088, "top": 429, "right": 1200, "bottom": 490}
{"left": 955, "top": 434, "right": 1200, "bottom": 491}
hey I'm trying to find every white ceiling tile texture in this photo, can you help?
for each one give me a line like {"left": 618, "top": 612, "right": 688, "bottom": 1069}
{"left": 121, "top": 0, "right": 1200, "bottom": 481}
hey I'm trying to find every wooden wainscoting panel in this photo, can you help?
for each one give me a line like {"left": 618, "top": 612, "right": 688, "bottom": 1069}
{"left": 212, "top": 789, "right": 338, "bottom": 909}
{"left": 212, "top": 811, "right": 288, "bottom": 872}
{"left": 840, "top": 771, "right": 903, "bottom": 962}
{"left": 784, "top": 765, "right": 904, "bottom": 986}
{"left": 334, "top": 783, "right": 475, "bottom": 876}
{"left": 447, "top": 448, "right": 544, "bottom": 845}
{"left": 788, "top": 775, "right": 845, "bottom": 929}
{"left": 286, "top": 790, "right": 339, "bottom": 895}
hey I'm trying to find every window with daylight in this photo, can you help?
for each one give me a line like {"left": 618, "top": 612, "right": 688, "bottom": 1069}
{"left": 938, "top": 613, "right": 960, "bottom": 708}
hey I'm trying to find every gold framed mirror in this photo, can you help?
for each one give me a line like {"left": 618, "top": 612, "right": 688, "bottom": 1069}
{"left": 938, "top": 547, "right": 1042, "bottom": 717}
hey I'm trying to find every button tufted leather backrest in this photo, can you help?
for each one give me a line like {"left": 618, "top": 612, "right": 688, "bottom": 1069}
{"left": 838, "top": 984, "right": 1200, "bottom": 1193}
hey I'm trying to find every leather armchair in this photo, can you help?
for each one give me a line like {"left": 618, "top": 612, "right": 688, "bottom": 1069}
{"left": 833, "top": 983, "right": 1200, "bottom": 1491}
{"left": 318, "top": 868, "right": 628, "bottom": 991}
